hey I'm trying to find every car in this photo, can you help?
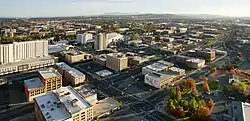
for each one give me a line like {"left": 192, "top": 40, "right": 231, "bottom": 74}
{"left": 229, "top": 96, "right": 235, "bottom": 100}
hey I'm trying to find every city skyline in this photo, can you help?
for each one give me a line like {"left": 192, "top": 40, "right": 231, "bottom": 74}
{"left": 1, "top": 0, "right": 250, "bottom": 17}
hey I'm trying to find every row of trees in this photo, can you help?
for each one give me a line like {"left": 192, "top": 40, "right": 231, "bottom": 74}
{"left": 166, "top": 78, "right": 214, "bottom": 121}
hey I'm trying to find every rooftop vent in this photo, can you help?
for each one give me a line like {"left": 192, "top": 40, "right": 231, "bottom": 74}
{"left": 41, "top": 104, "right": 45, "bottom": 108}
{"left": 46, "top": 112, "right": 49, "bottom": 115}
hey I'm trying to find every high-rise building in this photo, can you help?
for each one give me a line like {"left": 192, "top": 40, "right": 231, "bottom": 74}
{"left": 34, "top": 86, "right": 93, "bottom": 121}
{"left": 24, "top": 68, "right": 62, "bottom": 101}
{"left": 0, "top": 40, "right": 55, "bottom": 76}
{"left": 0, "top": 40, "right": 48, "bottom": 65}
{"left": 77, "top": 33, "right": 93, "bottom": 44}
{"left": 94, "top": 33, "right": 107, "bottom": 51}
{"left": 106, "top": 53, "right": 128, "bottom": 71}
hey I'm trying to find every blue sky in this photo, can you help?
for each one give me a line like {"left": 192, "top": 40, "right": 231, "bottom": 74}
{"left": 0, "top": 0, "right": 250, "bottom": 17}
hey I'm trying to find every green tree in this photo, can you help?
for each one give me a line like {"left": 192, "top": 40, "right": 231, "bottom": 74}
{"left": 189, "top": 97, "right": 198, "bottom": 110}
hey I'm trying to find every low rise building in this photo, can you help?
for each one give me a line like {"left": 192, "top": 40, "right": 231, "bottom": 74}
{"left": 34, "top": 86, "right": 93, "bottom": 121}
{"left": 106, "top": 53, "right": 128, "bottom": 71}
{"left": 74, "top": 85, "right": 98, "bottom": 105}
{"left": 142, "top": 60, "right": 174, "bottom": 75}
{"left": 24, "top": 68, "right": 62, "bottom": 102}
{"left": 61, "top": 50, "right": 93, "bottom": 63}
{"left": 196, "top": 49, "right": 216, "bottom": 62}
{"left": 145, "top": 72, "right": 178, "bottom": 88}
{"left": 93, "top": 54, "right": 107, "bottom": 66}
{"left": 168, "top": 67, "right": 186, "bottom": 76}
{"left": 24, "top": 78, "right": 45, "bottom": 102}
{"left": 56, "top": 62, "right": 86, "bottom": 86}
{"left": 176, "top": 55, "right": 205, "bottom": 69}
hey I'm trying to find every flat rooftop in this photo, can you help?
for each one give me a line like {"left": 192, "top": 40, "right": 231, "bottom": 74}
{"left": 0, "top": 55, "right": 54, "bottom": 69}
{"left": 24, "top": 77, "right": 44, "bottom": 90}
{"left": 93, "top": 97, "right": 121, "bottom": 117}
{"left": 169, "top": 67, "right": 185, "bottom": 73}
{"left": 56, "top": 62, "right": 72, "bottom": 70}
{"left": 53, "top": 86, "right": 91, "bottom": 114}
{"left": 68, "top": 68, "right": 85, "bottom": 78}
{"left": 145, "top": 61, "right": 173, "bottom": 72}
{"left": 35, "top": 92, "right": 71, "bottom": 121}
{"left": 56, "top": 62, "right": 85, "bottom": 78}
{"left": 186, "top": 58, "right": 205, "bottom": 63}
{"left": 74, "top": 85, "right": 97, "bottom": 98}
{"left": 107, "top": 53, "right": 127, "bottom": 58}
{"left": 95, "top": 70, "right": 113, "bottom": 77}
{"left": 39, "top": 68, "right": 61, "bottom": 79}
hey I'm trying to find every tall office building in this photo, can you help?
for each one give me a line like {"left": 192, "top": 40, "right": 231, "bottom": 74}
{"left": 94, "top": 33, "right": 107, "bottom": 51}
{"left": 106, "top": 53, "right": 128, "bottom": 71}
{"left": 0, "top": 40, "right": 48, "bottom": 65}
{"left": 77, "top": 33, "right": 93, "bottom": 45}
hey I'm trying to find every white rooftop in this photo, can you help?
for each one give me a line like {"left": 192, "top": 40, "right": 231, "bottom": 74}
{"left": 24, "top": 77, "right": 44, "bottom": 90}
{"left": 56, "top": 62, "right": 85, "bottom": 78}
{"left": 186, "top": 58, "right": 205, "bottom": 63}
{"left": 169, "top": 67, "right": 185, "bottom": 73}
{"left": 53, "top": 86, "right": 91, "bottom": 115}
{"left": 35, "top": 92, "right": 71, "bottom": 121}
{"left": 39, "top": 68, "right": 61, "bottom": 79}
{"left": 68, "top": 68, "right": 85, "bottom": 78}
{"left": 145, "top": 61, "right": 173, "bottom": 72}
{"left": 95, "top": 70, "right": 113, "bottom": 77}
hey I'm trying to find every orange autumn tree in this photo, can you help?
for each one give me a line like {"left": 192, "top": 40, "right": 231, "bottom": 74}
{"left": 187, "top": 78, "right": 196, "bottom": 89}
{"left": 203, "top": 81, "right": 211, "bottom": 93}
{"left": 207, "top": 98, "right": 215, "bottom": 110}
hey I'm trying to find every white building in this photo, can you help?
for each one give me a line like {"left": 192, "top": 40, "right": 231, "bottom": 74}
{"left": 0, "top": 40, "right": 48, "bottom": 65}
{"left": 34, "top": 86, "right": 93, "bottom": 121}
{"left": 106, "top": 33, "right": 123, "bottom": 44}
{"left": 77, "top": 33, "right": 93, "bottom": 44}
{"left": 145, "top": 72, "right": 177, "bottom": 88}
{"left": 142, "top": 60, "right": 174, "bottom": 75}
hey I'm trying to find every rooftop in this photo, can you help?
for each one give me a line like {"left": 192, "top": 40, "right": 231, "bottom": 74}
{"left": 186, "top": 58, "right": 205, "bottom": 63}
{"left": 24, "top": 77, "right": 44, "bottom": 90}
{"left": 35, "top": 92, "right": 71, "bottom": 121}
{"left": 95, "top": 70, "right": 113, "bottom": 77}
{"left": 145, "top": 60, "right": 173, "bottom": 72}
{"left": 93, "top": 97, "right": 121, "bottom": 117}
{"left": 74, "top": 85, "right": 97, "bottom": 98}
{"left": 107, "top": 53, "right": 127, "bottom": 58}
{"left": 56, "top": 62, "right": 72, "bottom": 70}
{"left": 169, "top": 67, "right": 185, "bottom": 73}
{"left": 68, "top": 68, "right": 85, "bottom": 78}
{"left": 39, "top": 68, "right": 61, "bottom": 79}
{"left": 56, "top": 62, "right": 85, "bottom": 78}
{"left": 53, "top": 86, "right": 91, "bottom": 114}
